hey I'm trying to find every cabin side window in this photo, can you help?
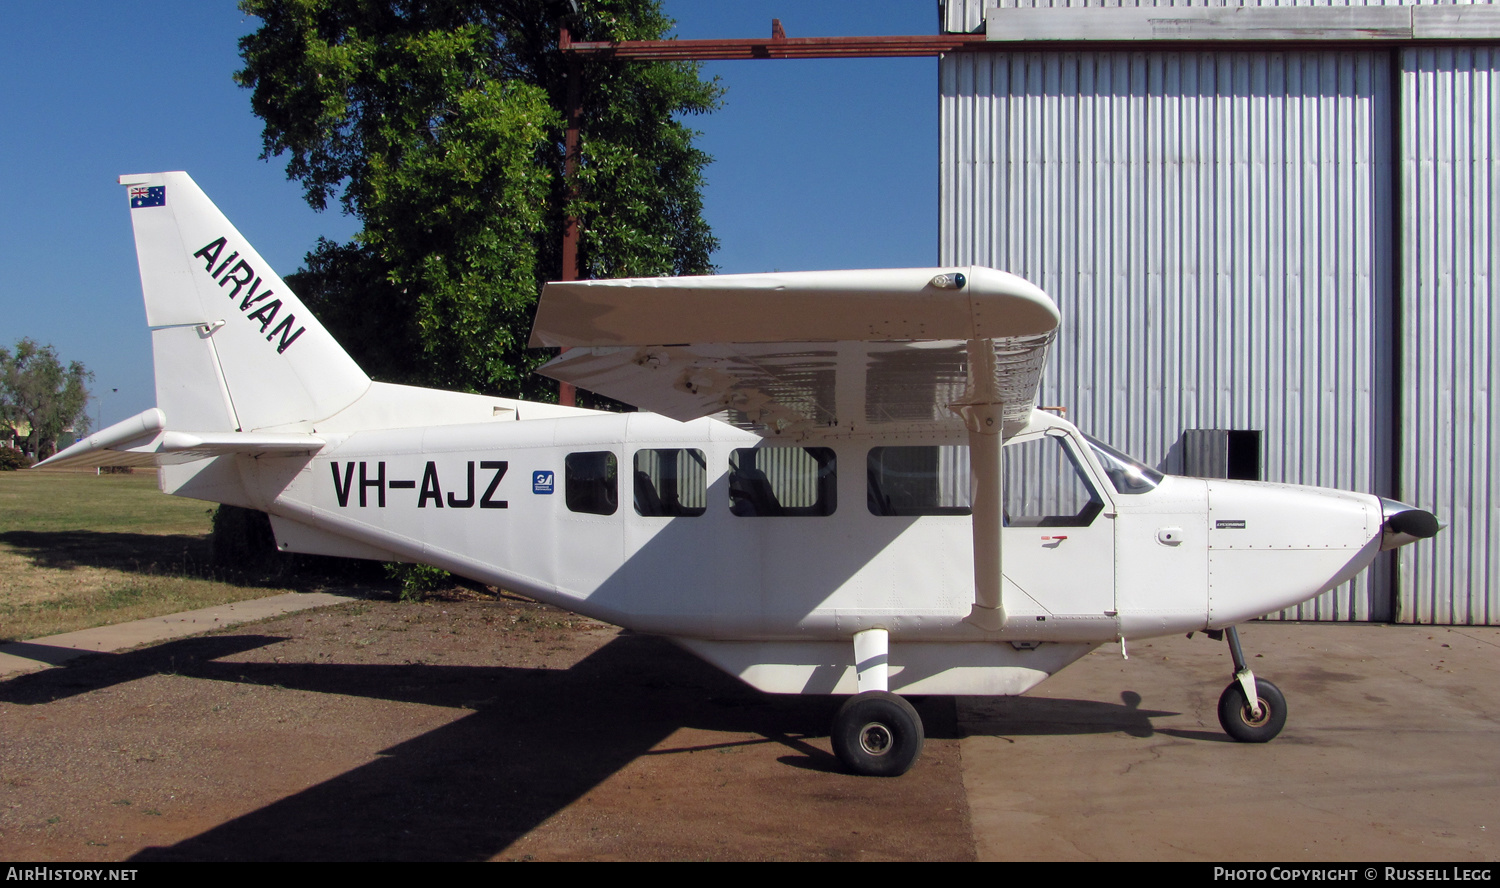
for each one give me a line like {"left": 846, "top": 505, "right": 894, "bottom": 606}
{"left": 867, "top": 445, "right": 972, "bottom": 516}
{"left": 729, "top": 447, "right": 837, "bottom": 517}
{"left": 565, "top": 451, "right": 618, "bottom": 515}
{"left": 633, "top": 448, "right": 707, "bottom": 517}
{"left": 1003, "top": 436, "right": 1104, "bottom": 527}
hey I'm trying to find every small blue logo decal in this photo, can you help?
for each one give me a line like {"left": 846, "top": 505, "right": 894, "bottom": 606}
{"left": 533, "top": 471, "right": 554, "bottom": 494}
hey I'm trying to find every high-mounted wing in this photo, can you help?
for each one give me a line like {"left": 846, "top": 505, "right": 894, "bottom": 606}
{"left": 532, "top": 266, "right": 1061, "bottom": 632}
{"left": 530, "top": 267, "right": 1059, "bottom": 437}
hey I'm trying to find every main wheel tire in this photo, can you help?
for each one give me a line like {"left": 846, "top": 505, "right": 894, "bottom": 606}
{"left": 1218, "top": 677, "right": 1287, "bottom": 743}
{"left": 831, "top": 691, "right": 924, "bottom": 777}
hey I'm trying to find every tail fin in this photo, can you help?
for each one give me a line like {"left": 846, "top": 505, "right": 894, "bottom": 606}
{"left": 122, "top": 172, "right": 369, "bottom": 432}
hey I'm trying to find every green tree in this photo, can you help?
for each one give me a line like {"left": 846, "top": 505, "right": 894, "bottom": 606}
{"left": 236, "top": 0, "right": 721, "bottom": 397}
{"left": 0, "top": 339, "right": 93, "bottom": 460}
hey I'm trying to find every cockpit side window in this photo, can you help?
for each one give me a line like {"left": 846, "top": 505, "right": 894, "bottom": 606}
{"left": 1003, "top": 436, "right": 1104, "bottom": 527}
{"left": 1084, "top": 434, "right": 1163, "bottom": 494}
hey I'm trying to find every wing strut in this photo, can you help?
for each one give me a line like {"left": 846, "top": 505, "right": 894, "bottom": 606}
{"left": 951, "top": 339, "right": 1010, "bottom": 632}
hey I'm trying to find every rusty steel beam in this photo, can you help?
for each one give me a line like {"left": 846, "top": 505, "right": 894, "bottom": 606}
{"left": 559, "top": 31, "right": 987, "bottom": 61}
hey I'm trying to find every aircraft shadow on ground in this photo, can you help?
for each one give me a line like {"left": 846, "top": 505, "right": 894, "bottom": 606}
{"left": 0, "top": 530, "right": 213, "bottom": 575}
{"left": 0, "top": 633, "right": 1192, "bottom": 860}
{"left": 0, "top": 529, "right": 372, "bottom": 592}
{"left": 0, "top": 635, "right": 287, "bottom": 702}
{"left": 1, "top": 632, "right": 957, "bottom": 861}
{"left": 961, "top": 691, "right": 1180, "bottom": 740}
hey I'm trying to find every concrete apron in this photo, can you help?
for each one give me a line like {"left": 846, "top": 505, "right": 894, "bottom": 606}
{"left": 4, "top": 597, "right": 1496, "bottom": 861}
{"left": 0, "top": 592, "right": 357, "bottom": 679}
{"left": 958, "top": 622, "right": 1500, "bottom": 861}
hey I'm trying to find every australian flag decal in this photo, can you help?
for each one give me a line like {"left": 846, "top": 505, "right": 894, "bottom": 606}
{"left": 129, "top": 185, "right": 165, "bottom": 208}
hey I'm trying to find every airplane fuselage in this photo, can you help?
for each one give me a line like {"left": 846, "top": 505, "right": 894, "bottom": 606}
{"left": 158, "top": 406, "right": 1385, "bottom": 696}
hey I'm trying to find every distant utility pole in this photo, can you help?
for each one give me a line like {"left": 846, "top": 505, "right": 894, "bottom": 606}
{"left": 94, "top": 387, "right": 116, "bottom": 475}
{"left": 95, "top": 387, "right": 117, "bottom": 431}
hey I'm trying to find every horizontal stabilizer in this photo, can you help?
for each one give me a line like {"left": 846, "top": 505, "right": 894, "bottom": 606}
{"left": 36, "top": 408, "right": 324, "bottom": 469}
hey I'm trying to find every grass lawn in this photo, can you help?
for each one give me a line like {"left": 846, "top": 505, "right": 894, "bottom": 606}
{"left": 0, "top": 469, "right": 309, "bottom": 642}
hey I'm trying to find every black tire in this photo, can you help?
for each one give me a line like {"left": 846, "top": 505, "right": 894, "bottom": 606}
{"left": 831, "top": 691, "right": 924, "bottom": 777}
{"left": 1217, "top": 677, "right": 1287, "bottom": 743}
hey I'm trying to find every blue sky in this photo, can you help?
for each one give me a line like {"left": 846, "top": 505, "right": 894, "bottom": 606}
{"left": 0, "top": 2, "right": 938, "bottom": 429}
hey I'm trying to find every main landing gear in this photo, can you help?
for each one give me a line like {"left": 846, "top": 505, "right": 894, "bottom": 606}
{"left": 1205, "top": 625, "right": 1287, "bottom": 743}
{"left": 831, "top": 691, "right": 925, "bottom": 777}
{"left": 831, "top": 628, "right": 926, "bottom": 776}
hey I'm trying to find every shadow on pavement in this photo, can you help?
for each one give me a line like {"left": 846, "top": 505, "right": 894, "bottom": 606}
{"left": 962, "top": 690, "right": 1179, "bottom": 739}
{"left": 4, "top": 631, "right": 963, "bottom": 861}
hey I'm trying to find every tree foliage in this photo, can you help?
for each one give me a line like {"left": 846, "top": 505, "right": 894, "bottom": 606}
{"left": 236, "top": 0, "right": 721, "bottom": 397}
{"left": 0, "top": 339, "right": 92, "bottom": 460}
{"left": 0, "top": 448, "right": 33, "bottom": 471}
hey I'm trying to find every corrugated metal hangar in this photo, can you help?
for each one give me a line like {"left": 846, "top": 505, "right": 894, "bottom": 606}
{"left": 937, "top": 0, "right": 1498, "bottom": 624}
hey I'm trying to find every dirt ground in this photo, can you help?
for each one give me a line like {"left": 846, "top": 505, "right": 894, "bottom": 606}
{"left": 0, "top": 595, "right": 972, "bottom": 862}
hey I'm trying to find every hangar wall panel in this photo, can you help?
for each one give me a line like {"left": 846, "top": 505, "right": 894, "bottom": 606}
{"left": 944, "top": 0, "right": 1490, "bottom": 31}
{"left": 1399, "top": 47, "right": 1500, "bottom": 624}
{"left": 940, "top": 49, "right": 1395, "bottom": 620}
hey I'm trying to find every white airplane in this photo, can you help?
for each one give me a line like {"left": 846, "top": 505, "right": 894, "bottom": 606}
{"left": 43, "top": 172, "right": 1441, "bottom": 776}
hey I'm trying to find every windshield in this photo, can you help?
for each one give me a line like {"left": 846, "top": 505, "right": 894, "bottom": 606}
{"left": 1084, "top": 435, "right": 1163, "bottom": 494}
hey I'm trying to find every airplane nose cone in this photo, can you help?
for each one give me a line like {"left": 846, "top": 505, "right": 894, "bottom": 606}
{"left": 1380, "top": 498, "right": 1443, "bottom": 550}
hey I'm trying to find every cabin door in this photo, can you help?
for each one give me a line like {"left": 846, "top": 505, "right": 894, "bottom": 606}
{"left": 999, "top": 434, "right": 1116, "bottom": 620}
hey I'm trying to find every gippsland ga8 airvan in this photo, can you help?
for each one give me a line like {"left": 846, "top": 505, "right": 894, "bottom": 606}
{"left": 44, "top": 172, "right": 1442, "bottom": 776}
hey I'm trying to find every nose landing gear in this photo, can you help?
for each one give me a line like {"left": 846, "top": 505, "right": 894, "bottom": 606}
{"left": 1219, "top": 676, "right": 1287, "bottom": 742}
{"left": 1209, "top": 625, "right": 1287, "bottom": 743}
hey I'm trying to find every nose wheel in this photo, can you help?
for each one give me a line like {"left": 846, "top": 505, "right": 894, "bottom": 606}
{"left": 1211, "top": 625, "right": 1287, "bottom": 743}
{"left": 1218, "top": 676, "right": 1286, "bottom": 742}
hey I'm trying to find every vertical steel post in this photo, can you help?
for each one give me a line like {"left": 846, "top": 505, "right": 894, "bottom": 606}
{"left": 558, "top": 27, "right": 582, "bottom": 407}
